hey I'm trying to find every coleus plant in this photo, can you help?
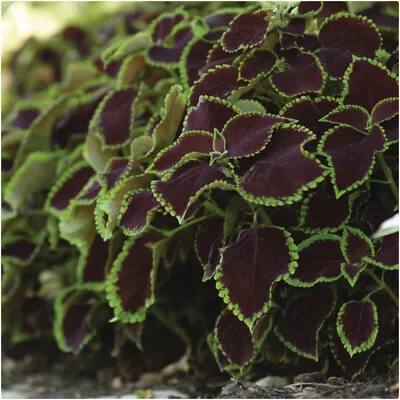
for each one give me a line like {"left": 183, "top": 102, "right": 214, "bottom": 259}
{"left": 2, "top": 1, "right": 399, "bottom": 379}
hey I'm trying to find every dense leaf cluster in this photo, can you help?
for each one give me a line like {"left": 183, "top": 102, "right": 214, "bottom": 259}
{"left": 2, "top": 1, "right": 399, "bottom": 378}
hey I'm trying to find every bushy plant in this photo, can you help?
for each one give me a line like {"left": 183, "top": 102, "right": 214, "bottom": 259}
{"left": 2, "top": 1, "right": 398, "bottom": 378}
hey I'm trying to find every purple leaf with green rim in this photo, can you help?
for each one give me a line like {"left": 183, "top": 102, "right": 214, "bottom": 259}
{"left": 195, "top": 216, "right": 224, "bottom": 280}
{"left": 329, "top": 326, "right": 371, "bottom": 377}
{"left": 79, "top": 235, "right": 108, "bottom": 283}
{"left": 50, "top": 166, "right": 95, "bottom": 211}
{"left": 365, "top": 233, "right": 399, "bottom": 270}
{"left": 319, "top": 124, "right": 386, "bottom": 195}
{"left": 97, "top": 89, "right": 138, "bottom": 147}
{"left": 271, "top": 50, "right": 325, "bottom": 96}
{"left": 52, "top": 91, "right": 106, "bottom": 148}
{"left": 221, "top": 114, "right": 286, "bottom": 158}
{"left": 189, "top": 65, "right": 242, "bottom": 106}
{"left": 286, "top": 235, "right": 344, "bottom": 286}
{"left": 343, "top": 59, "right": 398, "bottom": 112}
{"left": 3, "top": 239, "right": 36, "bottom": 264}
{"left": 152, "top": 13, "right": 185, "bottom": 41}
{"left": 240, "top": 125, "right": 326, "bottom": 205}
{"left": 280, "top": 33, "right": 297, "bottom": 50}
{"left": 119, "top": 190, "right": 159, "bottom": 237}
{"left": 184, "top": 97, "right": 237, "bottom": 133}
{"left": 281, "top": 97, "right": 338, "bottom": 135}
{"left": 300, "top": 189, "right": 351, "bottom": 231}
{"left": 78, "top": 179, "right": 101, "bottom": 201}
{"left": 318, "top": 15, "right": 381, "bottom": 77}
{"left": 337, "top": 300, "right": 378, "bottom": 356}
{"left": 342, "top": 227, "right": 373, "bottom": 264}
{"left": 222, "top": 12, "right": 268, "bottom": 53}
{"left": 216, "top": 226, "right": 297, "bottom": 327}
{"left": 341, "top": 264, "right": 365, "bottom": 287}
{"left": 239, "top": 49, "right": 277, "bottom": 81}
{"left": 183, "top": 39, "right": 214, "bottom": 87}
{"left": 153, "top": 160, "right": 234, "bottom": 220}
{"left": 152, "top": 132, "right": 213, "bottom": 172}
{"left": 275, "top": 284, "right": 335, "bottom": 360}
{"left": 101, "top": 158, "right": 131, "bottom": 190}
{"left": 381, "top": 115, "right": 399, "bottom": 143}
{"left": 205, "top": 11, "right": 237, "bottom": 29}
{"left": 149, "top": 27, "right": 193, "bottom": 64}
{"left": 371, "top": 98, "right": 399, "bottom": 124}
{"left": 282, "top": 18, "right": 305, "bottom": 36}
{"left": 107, "top": 232, "right": 164, "bottom": 323}
{"left": 298, "top": 2, "right": 323, "bottom": 16}
{"left": 216, "top": 309, "right": 255, "bottom": 366}
{"left": 321, "top": 105, "right": 370, "bottom": 132}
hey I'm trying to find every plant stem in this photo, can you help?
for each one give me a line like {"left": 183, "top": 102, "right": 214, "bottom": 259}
{"left": 203, "top": 199, "right": 225, "bottom": 217}
{"left": 378, "top": 153, "right": 398, "bottom": 201}
{"left": 164, "top": 213, "right": 213, "bottom": 237}
{"left": 366, "top": 268, "right": 399, "bottom": 307}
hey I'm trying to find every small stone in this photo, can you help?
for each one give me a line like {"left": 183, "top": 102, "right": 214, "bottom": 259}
{"left": 294, "top": 372, "right": 324, "bottom": 384}
{"left": 111, "top": 376, "right": 123, "bottom": 390}
{"left": 2, "top": 390, "right": 28, "bottom": 399}
{"left": 255, "top": 375, "right": 290, "bottom": 389}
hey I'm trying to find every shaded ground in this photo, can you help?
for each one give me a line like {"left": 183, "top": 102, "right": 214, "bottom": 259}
{"left": 2, "top": 349, "right": 398, "bottom": 399}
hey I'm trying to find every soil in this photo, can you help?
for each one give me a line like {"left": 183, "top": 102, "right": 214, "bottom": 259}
{"left": 2, "top": 347, "right": 399, "bottom": 399}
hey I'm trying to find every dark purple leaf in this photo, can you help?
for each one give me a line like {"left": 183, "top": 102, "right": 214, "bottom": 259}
{"left": 113, "top": 232, "right": 163, "bottom": 317}
{"left": 316, "top": 2, "right": 348, "bottom": 19}
{"left": 280, "top": 33, "right": 297, "bottom": 50}
{"left": 329, "top": 326, "right": 371, "bottom": 376}
{"left": 222, "top": 12, "right": 268, "bottom": 52}
{"left": 184, "top": 97, "right": 237, "bottom": 133}
{"left": 282, "top": 18, "right": 306, "bottom": 36}
{"left": 343, "top": 228, "right": 373, "bottom": 264}
{"left": 320, "top": 125, "right": 386, "bottom": 194}
{"left": 183, "top": 39, "right": 213, "bottom": 86}
{"left": 271, "top": 50, "right": 324, "bottom": 96}
{"left": 371, "top": 98, "right": 399, "bottom": 124}
{"left": 120, "top": 190, "right": 159, "bottom": 236}
{"left": 51, "top": 166, "right": 95, "bottom": 211}
{"left": 149, "top": 27, "right": 193, "bottom": 64}
{"left": 10, "top": 108, "right": 39, "bottom": 129}
{"left": 153, "top": 160, "right": 232, "bottom": 220}
{"left": 189, "top": 66, "right": 242, "bottom": 106}
{"left": 275, "top": 284, "right": 335, "bottom": 360}
{"left": 343, "top": 59, "right": 398, "bottom": 112}
{"left": 195, "top": 217, "right": 224, "bottom": 280}
{"left": 101, "top": 158, "right": 131, "bottom": 190}
{"left": 240, "top": 125, "right": 325, "bottom": 204}
{"left": 98, "top": 89, "right": 137, "bottom": 146}
{"left": 204, "top": 43, "right": 239, "bottom": 72}
{"left": 222, "top": 114, "right": 285, "bottom": 158}
{"left": 318, "top": 15, "right": 381, "bottom": 77}
{"left": 205, "top": 12, "right": 237, "bottom": 28}
{"left": 322, "top": 105, "right": 369, "bottom": 132}
{"left": 78, "top": 179, "right": 101, "bottom": 201}
{"left": 38, "top": 47, "right": 62, "bottom": 81}
{"left": 62, "top": 26, "right": 89, "bottom": 56}
{"left": 298, "top": 2, "right": 323, "bottom": 16}
{"left": 381, "top": 115, "right": 399, "bottom": 142}
{"left": 337, "top": 300, "right": 378, "bottom": 356}
{"left": 94, "top": 58, "right": 122, "bottom": 77}
{"left": 362, "top": 7, "right": 398, "bottom": 30}
{"left": 366, "top": 233, "right": 399, "bottom": 269}
{"left": 217, "top": 226, "right": 296, "bottom": 325}
{"left": 301, "top": 190, "right": 351, "bottom": 230}
{"left": 152, "top": 13, "right": 185, "bottom": 41}
{"left": 239, "top": 49, "right": 277, "bottom": 81}
{"left": 63, "top": 303, "right": 93, "bottom": 352}
{"left": 342, "top": 264, "right": 365, "bottom": 284}
{"left": 153, "top": 132, "right": 213, "bottom": 172}
{"left": 81, "top": 235, "right": 108, "bottom": 282}
{"left": 52, "top": 91, "right": 106, "bottom": 148}
{"left": 288, "top": 237, "right": 344, "bottom": 285}
{"left": 296, "top": 34, "right": 320, "bottom": 51}
{"left": 281, "top": 97, "right": 338, "bottom": 136}
{"left": 3, "top": 239, "right": 36, "bottom": 262}
{"left": 216, "top": 310, "right": 254, "bottom": 366}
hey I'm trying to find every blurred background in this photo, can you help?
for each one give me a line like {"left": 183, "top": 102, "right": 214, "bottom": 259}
{"left": 1, "top": 2, "right": 139, "bottom": 113}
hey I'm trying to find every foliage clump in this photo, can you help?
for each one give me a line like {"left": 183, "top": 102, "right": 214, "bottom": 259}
{"left": 2, "top": 1, "right": 399, "bottom": 378}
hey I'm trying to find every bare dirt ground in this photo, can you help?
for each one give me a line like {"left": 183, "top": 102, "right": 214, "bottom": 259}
{"left": 2, "top": 348, "right": 398, "bottom": 399}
